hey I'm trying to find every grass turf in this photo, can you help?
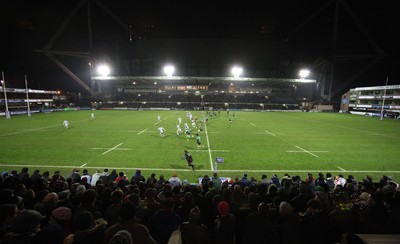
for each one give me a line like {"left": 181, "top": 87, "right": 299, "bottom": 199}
{"left": 1, "top": 110, "right": 399, "bottom": 183}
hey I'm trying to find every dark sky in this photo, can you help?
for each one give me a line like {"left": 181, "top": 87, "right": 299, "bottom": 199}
{"left": 1, "top": 0, "right": 399, "bottom": 99}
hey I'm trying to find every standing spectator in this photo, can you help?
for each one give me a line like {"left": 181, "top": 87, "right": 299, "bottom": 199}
{"left": 243, "top": 202, "right": 279, "bottom": 243}
{"left": 98, "top": 168, "right": 110, "bottom": 186}
{"left": 148, "top": 198, "right": 181, "bottom": 244}
{"left": 17, "top": 167, "right": 30, "bottom": 184}
{"left": 157, "top": 175, "right": 166, "bottom": 189}
{"left": 270, "top": 174, "right": 281, "bottom": 187}
{"left": 239, "top": 173, "right": 250, "bottom": 188}
{"left": 81, "top": 170, "right": 92, "bottom": 185}
{"left": 213, "top": 201, "right": 236, "bottom": 244}
{"left": 168, "top": 172, "right": 182, "bottom": 189}
{"left": 260, "top": 174, "right": 269, "bottom": 186}
{"left": 325, "top": 173, "right": 335, "bottom": 193}
{"left": 278, "top": 201, "right": 300, "bottom": 244}
{"left": 132, "top": 169, "right": 146, "bottom": 185}
{"left": 147, "top": 173, "right": 157, "bottom": 186}
{"left": 211, "top": 172, "right": 222, "bottom": 191}
{"left": 91, "top": 170, "right": 102, "bottom": 186}
{"left": 334, "top": 175, "right": 346, "bottom": 187}
{"left": 68, "top": 168, "right": 81, "bottom": 184}
{"left": 108, "top": 170, "right": 118, "bottom": 183}
{"left": 103, "top": 201, "right": 156, "bottom": 244}
{"left": 180, "top": 206, "right": 210, "bottom": 244}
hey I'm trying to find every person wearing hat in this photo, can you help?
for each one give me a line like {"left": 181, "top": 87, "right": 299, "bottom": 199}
{"left": 1, "top": 209, "right": 45, "bottom": 243}
{"left": 49, "top": 207, "right": 73, "bottom": 236}
{"left": 213, "top": 201, "right": 236, "bottom": 243}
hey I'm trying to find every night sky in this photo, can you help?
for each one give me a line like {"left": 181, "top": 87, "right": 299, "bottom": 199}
{"left": 1, "top": 0, "right": 399, "bottom": 99}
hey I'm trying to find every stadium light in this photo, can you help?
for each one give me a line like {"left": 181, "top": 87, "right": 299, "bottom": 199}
{"left": 163, "top": 65, "right": 175, "bottom": 77}
{"left": 299, "top": 69, "right": 310, "bottom": 79}
{"left": 1, "top": 72, "right": 10, "bottom": 119}
{"left": 231, "top": 66, "right": 243, "bottom": 78}
{"left": 97, "top": 64, "right": 110, "bottom": 77}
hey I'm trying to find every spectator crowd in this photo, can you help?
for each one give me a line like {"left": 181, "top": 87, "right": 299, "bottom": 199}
{"left": 0, "top": 167, "right": 399, "bottom": 244}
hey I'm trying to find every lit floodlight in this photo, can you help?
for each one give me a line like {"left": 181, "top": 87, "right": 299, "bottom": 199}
{"left": 97, "top": 65, "right": 110, "bottom": 77}
{"left": 231, "top": 66, "right": 243, "bottom": 78}
{"left": 163, "top": 65, "right": 175, "bottom": 77}
{"left": 299, "top": 69, "right": 310, "bottom": 79}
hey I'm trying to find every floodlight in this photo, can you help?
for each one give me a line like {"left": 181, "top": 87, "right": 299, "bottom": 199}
{"left": 163, "top": 65, "right": 175, "bottom": 77}
{"left": 97, "top": 65, "right": 110, "bottom": 77}
{"left": 231, "top": 66, "right": 243, "bottom": 78}
{"left": 299, "top": 69, "right": 310, "bottom": 78}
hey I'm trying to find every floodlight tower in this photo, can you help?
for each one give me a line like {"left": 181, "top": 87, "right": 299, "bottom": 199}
{"left": 97, "top": 64, "right": 111, "bottom": 77}
{"left": 163, "top": 65, "right": 175, "bottom": 77}
{"left": 299, "top": 69, "right": 310, "bottom": 79}
{"left": 1, "top": 71, "right": 10, "bottom": 119}
{"left": 231, "top": 66, "right": 243, "bottom": 78}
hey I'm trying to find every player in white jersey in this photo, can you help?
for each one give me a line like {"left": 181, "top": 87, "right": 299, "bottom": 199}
{"left": 91, "top": 112, "right": 95, "bottom": 119}
{"left": 158, "top": 126, "right": 166, "bottom": 137}
{"left": 157, "top": 115, "right": 161, "bottom": 122}
{"left": 178, "top": 117, "right": 182, "bottom": 124}
{"left": 63, "top": 120, "right": 69, "bottom": 129}
{"left": 176, "top": 124, "right": 183, "bottom": 135}
{"left": 191, "top": 120, "right": 197, "bottom": 129}
{"left": 184, "top": 123, "right": 193, "bottom": 140}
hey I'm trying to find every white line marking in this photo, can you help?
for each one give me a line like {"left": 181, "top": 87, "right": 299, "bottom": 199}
{"left": 204, "top": 122, "right": 214, "bottom": 171}
{"left": 137, "top": 129, "right": 148, "bottom": 135}
{"left": 80, "top": 163, "right": 87, "bottom": 168}
{"left": 337, "top": 166, "right": 346, "bottom": 171}
{"left": 102, "top": 143, "right": 124, "bottom": 155}
{"left": 295, "top": 145, "right": 319, "bottom": 158}
{"left": 265, "top": 130, "right": 276, "bottom": 137}
{"left": 250, "top": 122, "right": 256, "bottom": 127}
{"left": 197, "top": 150, "right": 231, "bottom": 152}
{"left": 92, "top": 148, "right": 132, "bottom": 151}
{"left": 367, "top": 134, "right": 396, "bottom": 136}
{"left": 154, "top": 118, "right": 167, "bottom": 126}
{"left": 2, "top": 164, "right": 400, "bottom": 174}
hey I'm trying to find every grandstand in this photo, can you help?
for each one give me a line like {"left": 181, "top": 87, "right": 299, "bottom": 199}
{"left": 90, "top": 74, "right": 317, "bottom": 111}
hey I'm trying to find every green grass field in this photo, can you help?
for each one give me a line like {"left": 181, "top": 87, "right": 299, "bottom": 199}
{"left": 1, "top": 110, "right": 399, "bottom": 183}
